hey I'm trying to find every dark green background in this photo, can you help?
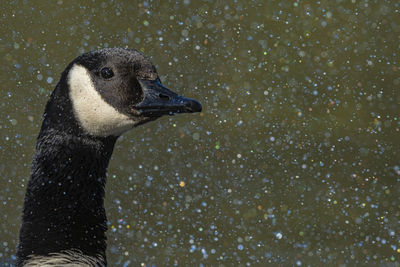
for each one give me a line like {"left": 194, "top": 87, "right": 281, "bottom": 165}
{"left": 1, "top": 0, "right": 399, "bottom": 265}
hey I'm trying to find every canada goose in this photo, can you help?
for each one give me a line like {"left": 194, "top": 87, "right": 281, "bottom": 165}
{"left": 16, "top": 48, "right": 202, "bottom": 266}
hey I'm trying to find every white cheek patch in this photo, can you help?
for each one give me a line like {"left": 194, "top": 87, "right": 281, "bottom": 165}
{"left": 68, "top": 64, "right": 137, "bottom": 137}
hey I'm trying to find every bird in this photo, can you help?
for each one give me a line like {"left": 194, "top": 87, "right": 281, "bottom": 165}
{"left": 16, "top": 48, "right": 202, "bottom": 267}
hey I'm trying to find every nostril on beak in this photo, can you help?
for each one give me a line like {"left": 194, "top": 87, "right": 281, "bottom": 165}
{"left": 159, "top": 93, "right": 170, "bottom": 101}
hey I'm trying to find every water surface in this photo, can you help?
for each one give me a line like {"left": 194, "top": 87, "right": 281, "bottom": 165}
{"left": 0, "top": 0, "right": 399, "bottom": 265}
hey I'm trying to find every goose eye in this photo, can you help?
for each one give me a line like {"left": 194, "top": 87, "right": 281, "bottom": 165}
{"left": 100, "top": 67, "right": 114, "bottom": 79}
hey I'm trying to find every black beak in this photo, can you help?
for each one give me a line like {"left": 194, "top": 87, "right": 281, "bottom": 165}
{"left": 135, "top": 80, "right": 202, "bottom": 117}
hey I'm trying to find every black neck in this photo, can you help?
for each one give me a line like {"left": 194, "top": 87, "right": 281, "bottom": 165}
{"left": 17, "top": 126, "right": 117, "bottom": 266}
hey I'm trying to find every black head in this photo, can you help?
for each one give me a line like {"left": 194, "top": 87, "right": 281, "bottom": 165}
{"left": 59, "top": 48, "right": 201, "bottom": 137}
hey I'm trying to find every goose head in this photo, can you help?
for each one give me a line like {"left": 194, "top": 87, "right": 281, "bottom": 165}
{"left": 16, "top": 48, "right": 201, "bottom": 267}
{"left": 49, "top": 48, "right": 201, "bottom": 137}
